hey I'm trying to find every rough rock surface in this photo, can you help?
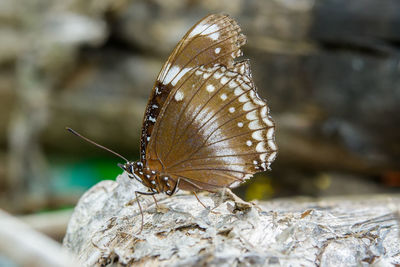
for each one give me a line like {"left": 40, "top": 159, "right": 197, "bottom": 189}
{"left": 2, "top": 0, "right": 400, "bottom": 211}
{"left": 63, "top": 173, "right": 400, "bottom": 266}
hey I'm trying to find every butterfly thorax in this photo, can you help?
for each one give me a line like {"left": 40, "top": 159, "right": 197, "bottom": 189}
{"left": 122, "top": 161, "right": 175, "bottom": 195}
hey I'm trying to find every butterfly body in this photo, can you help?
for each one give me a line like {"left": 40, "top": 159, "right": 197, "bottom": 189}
{"left": 121, "top": 161, "right": 177, "bottom": 195}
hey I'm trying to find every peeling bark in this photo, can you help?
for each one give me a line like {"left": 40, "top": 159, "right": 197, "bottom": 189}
{"left": 63, "top": 173, "right": 400, "bottom": 266}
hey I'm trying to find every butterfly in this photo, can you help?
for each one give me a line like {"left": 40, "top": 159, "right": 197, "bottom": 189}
{"left": 68, "top": 14, "right": 277, "bottom": 232}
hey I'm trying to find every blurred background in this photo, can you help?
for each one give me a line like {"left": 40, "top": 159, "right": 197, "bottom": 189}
{"left": 0, "top": 0, "right": 399, "bottom": 247}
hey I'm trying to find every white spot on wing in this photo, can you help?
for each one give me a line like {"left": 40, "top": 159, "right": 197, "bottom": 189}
{"left": 237, "top": 122, "right": 243, "bottom": 127}
{"left": 175, "top": 91, "right": 184, "bottom": 102}
{"left": 260, "top": 107, "right": 274, "bottom": 126}
{"left": 251, "top": 91, "right": 265, "bottom": 105}
{"left": 246, "top": 110, "right": 258, "bottom": 121}
{"left": 201, "top": 24, "right": 219, "bottom": 35}
{"left": 188, "top": 22, "right": 209, "bottom": 37}
{"left": 261, "top": 162, "right": 268, "bottom": 170}
{"left": 268, "top": 140, "right": 277, "bottom": 151}
{"left": 203, "top": 72, "right": 211, "bottom": 79}
{"left": 220, "top": 93, "right": 227, "bottom": 101}
{"left": 226, "top": 72, "right": 236, "bottom": 77}
{"left": 267, "top": 128, "right": 274, "bottom": 139}
{"left": 243, "top": 174, "right": 252, "bottom": 180}
{"left": 229, "top": 80, "right": 238, "bottom": 89}
{"left": 207, "top": 84, "right": 215, "bottom": 92}
{"left": 171, "top": 67, "right": 191, "bottom": 86}
{"left": 229, "top": 107, "right": 235, "bottom": 113}
{"left": 242, "top": 83, "right": 251, "bottom": 90}
{"left": 249, "top": 90, "right": 255, "bottom": 98}
{"left": 214, "top": 72, "right": 223, "bottom": 79}
{"left": 253, "top": 98, "right": 265, "bottom": 106}
{"left": 249, "top": 120, "right": 262, "bottom": 130}
{"left": 234, "top": 87, "right": 244, "bottom": 96}
{"left": 148, "top": 116, "right": 156, "bottom": 123}
{"left": 256, "top": 142, "right": 266, "bottom": 152}
{"left": 163, "top": 65, "right": 180, "bottom": 85}
{"left": 240, "top": 64, "right": 245, "bottom": 74}
{"left": 243, "top": 102, "right": 256, "bottom": 111}
{"left": 263, "top": 117, "right": 274, "bottom": 127}
{"left": 208, "top": 32, "right": 220, "bottom": 40}
{"left": 229, "top": 181, "right": 241, "bottom": 188}
{"left": 252, "top": 130, "right": 264, "bottom": 141}
{"left": 221, "top": 76, "right": 229, "bottom": 85}
{"left": 260, "top": 106, "right": 268, "bottom": 117}
{"left": 260, "top": 153, "right": 267, "bottom": 162}
{"left": 268, "top": 151, "right": 277, "bottom": 162}
{"left": 215, "top": 47, "right": 221, "bottom": 54}
{"left": 239, "top": 94, "right": 249, "bottom": 102}
{"left": 246, "top": 140, "right": 252, "bottom": 146}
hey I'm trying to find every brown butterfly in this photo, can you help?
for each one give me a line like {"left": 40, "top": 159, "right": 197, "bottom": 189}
{"left": 68, "top": 14, "right": 277, "bottom": 232}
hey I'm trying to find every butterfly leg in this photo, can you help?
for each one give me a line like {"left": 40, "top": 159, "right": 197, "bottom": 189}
{"left": 166, "top": 178, "right": 181, "bottom": 196}
{"left": 175, "top": 176, "right": 217, "bottom": 213}
{"left": 135, "top": 191, "right": 157, "bottom": 233}
{"left": 193, "top": 191, "right": 208, "bottom": 209}
{"left": 193, "top": 192, "right": 220, "bottom": 215}
{"left": 152, "top": 195, "right": 159, "bottom": 209}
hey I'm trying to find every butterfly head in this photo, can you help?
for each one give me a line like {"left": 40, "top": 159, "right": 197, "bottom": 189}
{"left": 119, "top": 161, "right": 143, "bottom": 179}
{"left": 118, "top": 161, "right": 162, "bottom": 193}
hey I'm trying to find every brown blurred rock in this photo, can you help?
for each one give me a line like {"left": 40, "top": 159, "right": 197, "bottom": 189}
{"left": 94, "top": 0, "right": 400, "bottom": 170}
{"left": 0, "top": 0, "right": 399, "bottom": 209}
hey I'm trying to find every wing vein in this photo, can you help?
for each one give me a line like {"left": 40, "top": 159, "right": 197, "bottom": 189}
{"left": 160, "top": 28, "right": 241, "bottom": 86}
{"left": 204, "top": 125, "right": 272, "bottom": 148}
{"left": 168, "top": 147, "right": 270, "bottom": 170}
{"left": 159, "top": 15, "right": 234, "bottom": 84}
{"left": 161, "top": 66, "right": 222, "bottom": 160}
{"left": 173, "top": 167, "right": 251, "bottom": 176}
{"left": 166, "top": 81, "right": 257, "bottom": 169}
{"left": 163, "top": 69, "right": 240, "bottom": 161}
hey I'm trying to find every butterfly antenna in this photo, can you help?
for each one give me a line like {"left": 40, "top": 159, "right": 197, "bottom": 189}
{"left": 66, "top": 127, "right": 129, "bottom": 162}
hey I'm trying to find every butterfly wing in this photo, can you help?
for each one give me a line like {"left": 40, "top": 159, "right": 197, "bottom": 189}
{"left": 146, "top": 61, "right": 277, "bottom": 191}
{"left": 140, "top": 14, "right": 246, "bottom": 162}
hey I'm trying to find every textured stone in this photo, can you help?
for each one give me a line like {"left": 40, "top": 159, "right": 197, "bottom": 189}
{"left": 63, "top": 172, "right": 400, "bottom": 266}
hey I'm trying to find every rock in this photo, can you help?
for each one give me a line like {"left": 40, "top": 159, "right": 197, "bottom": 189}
{"left": 63, "top": 172, "right": 400, "bottom": 266}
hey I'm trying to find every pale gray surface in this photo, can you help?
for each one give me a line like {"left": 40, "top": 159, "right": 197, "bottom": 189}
{"left": 63, "top": 173, "right": 400, "bottom": 266}
{"left": 0, "top": 210, "right": 79, "bottom": 267}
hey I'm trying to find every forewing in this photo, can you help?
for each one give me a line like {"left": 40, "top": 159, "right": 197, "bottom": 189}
{"left": 140, "top": 14, "right": 246, "bottom": 161}
{"left": 146, "top": 62, "right": 277, "bottom": 191}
